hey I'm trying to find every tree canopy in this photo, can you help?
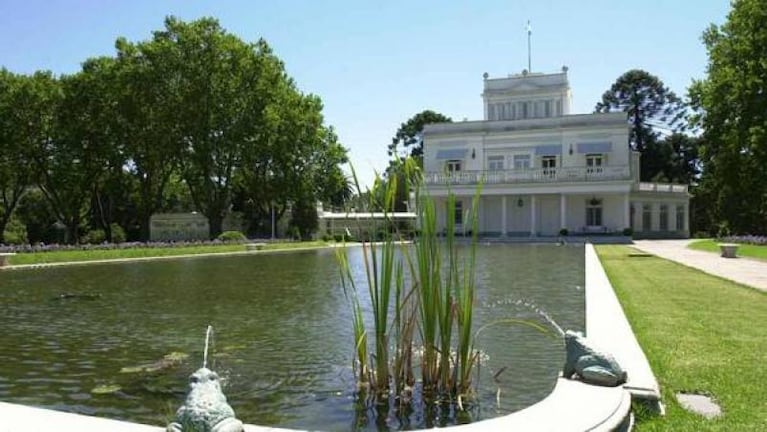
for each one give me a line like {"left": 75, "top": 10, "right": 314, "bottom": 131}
{"left": 689, "top": 0, "right": 767, "bottom": 235}
{"left": 595, "top": 69, "right": 693, "bottom": 182}
{"left": 388, "top": 110, "right": 452, "bottom": 161}
{"left": 0, "top": 16, "right": 349, "bottom": 243}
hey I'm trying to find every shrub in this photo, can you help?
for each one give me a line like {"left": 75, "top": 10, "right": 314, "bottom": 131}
{"left": 3, "top": 218, "right": 28, "bottom": 245}
{"left": 217, "top": 231, "right": 246, "bottom": 242}
{"left": 82, "top": 229, "right": 107, "bottom": 244}
{"left": 559, "top": 228, "right": 569, "bottom": 236}
{"left": 622, "top": 227, "right": 633, "bottom": 236}
{"left": 110, "top": 223, "right": 127, "bottom": 243}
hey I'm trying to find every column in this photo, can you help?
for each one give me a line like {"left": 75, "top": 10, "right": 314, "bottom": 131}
{"left": 560, "top": 193, "right": 567, "bottom": 231}
{"left": 683, "top": 202, "right": 690, "bottom": 233}
{"left": 623, "top": 194, "right": 630, "bottom": 230}
{"left": 530, "top": 195, "right": 537, "bottom": 237}
{"left": 652, "top": 202, "right": 660, "bottom": 231}
{"left": 501, "top": 196, "right": 507, "bottom": 237}
{"left": 634, "top": 201, "right": 643, "bottom": 232}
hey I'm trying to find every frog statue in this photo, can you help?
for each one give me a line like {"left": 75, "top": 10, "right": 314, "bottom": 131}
{"left": 563, "top": 330, "right": 627, "bottom": 387}
{"left": 167, "top": 367, "right": 244, "bottom": 432}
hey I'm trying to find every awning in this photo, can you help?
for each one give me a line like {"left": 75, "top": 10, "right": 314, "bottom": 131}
{"left": 435, "top": 149, "right": 468, "bottom": 160}
{"left": 576, "top": 142, "right": 612, "bottom": 154}
{"left": 535, "top": 144, "right": 562, "bottom": 156}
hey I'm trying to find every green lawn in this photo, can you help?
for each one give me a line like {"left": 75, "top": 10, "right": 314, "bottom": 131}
{"left": 595, "top": 245, "right": 767, "bottom": 431}
{"left": 7, "top": 241, "right": 331, "bottom": 265}
{"left": 688, "top": 239, "right": 767, "bottom": 261}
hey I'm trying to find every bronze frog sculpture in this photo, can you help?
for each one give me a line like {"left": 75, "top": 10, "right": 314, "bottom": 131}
{"left": 167, "top": 367, "right": 244, "bottom": 432}
{"left": 563, "top": 330, "right": 627, "bottom": 387}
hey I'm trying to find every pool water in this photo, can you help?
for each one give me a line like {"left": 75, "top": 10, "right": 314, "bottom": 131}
{"left": 0, "top": 243, "right": 584, "bottom": 431}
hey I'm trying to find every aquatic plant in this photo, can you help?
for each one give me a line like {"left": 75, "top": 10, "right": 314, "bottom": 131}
{"left": 336, "top": 158, "right": 484, "bottom": 408}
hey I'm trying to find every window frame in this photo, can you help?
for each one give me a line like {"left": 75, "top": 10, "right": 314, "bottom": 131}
{"left": 642, "top": 204, "right": 652, "bottom": 230}
{"left": 487, "top": 155, "right": 505, "bottom": 171}
{"left": 586, "top": 154, "right": 604, "bottom": 174}
{"left": 585, "top": 198, "right": 603, "bottom": 227}
{"left": 541, "top": 155, "right": 557, "bottom": 178}
{"left": 454, "top": 200, "right": 463, "bottom": 225}
{"left": 446, "top": 159, "right": 462, "bottom": 173}
{"left": 659, "top": 204, "right": 669, "bottom": 231}
{"left": 513, "top": 154, "right": 531, "bottom": 170}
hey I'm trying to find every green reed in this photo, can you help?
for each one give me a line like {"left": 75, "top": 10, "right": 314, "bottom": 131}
{"left": 337, "top": 157, "right": 483, "bottom": 407}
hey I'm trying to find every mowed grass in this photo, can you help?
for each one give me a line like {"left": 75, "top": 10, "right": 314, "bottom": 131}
{"left": 7, "top": 241, "right": 331, "bottom": 265}
{"left": 596, "top": 245, "right": 767, "bottom": 431}
{"left": 688, "top": 239, "right": 767, "bottom": 261}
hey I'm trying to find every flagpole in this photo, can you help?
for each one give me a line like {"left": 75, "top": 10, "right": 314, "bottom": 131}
{"left": 527, "top": 20, "right": 532, "bottom": 72}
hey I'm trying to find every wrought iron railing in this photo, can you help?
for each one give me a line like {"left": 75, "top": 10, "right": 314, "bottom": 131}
{"left": 423, "top": 165, "right": 632, "bottom": 185}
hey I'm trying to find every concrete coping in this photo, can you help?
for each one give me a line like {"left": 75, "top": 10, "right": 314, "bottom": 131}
{"left": 0, "top": 378, "right": 631, "bottom": 432}
{"left": 718, "top": 243, "right": 738, "bottom": 258}
{"left": 584, "top": 243, "right": 662, "bottom": 404}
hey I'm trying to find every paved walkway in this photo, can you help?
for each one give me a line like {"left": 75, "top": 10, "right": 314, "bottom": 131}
{"left": 632, "top": 239, "right": 767, "bottom": 292}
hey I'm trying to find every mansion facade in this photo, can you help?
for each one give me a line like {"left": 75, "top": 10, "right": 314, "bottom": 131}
{"left": 422, "top": 68, "right": 689, "bottom": 238}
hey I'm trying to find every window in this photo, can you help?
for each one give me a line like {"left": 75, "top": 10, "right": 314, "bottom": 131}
{"left": 642, "top": 204, "right": 652, "bottom": 230}
{"left": 676, "top": 205, "right": 685, "bottom": 231}
{"left": 542, "top": 156, "right": 557, "bottom": 178}
{"left": 488, "top": 155, "right": 504, "bottom": 171}
{"left": 446, "top": 160, "right": 462, "bottom": 173}
{"left": 586, "top": 154, "right": 603, "bottom": 174}
{"left": 454, "top": 200, "right": 463, "bottom": 225}
{"left": 513, "top": 154, "right": 531, "bottom": 169}
{"left": 488, "top": 104, "right": 496, "bottom": 120}
{"left": 659, "top": 205, "right": 669, "bottom": 230}
{"left": 535, "top": 101, "right": 545, "bottom": 118}
{"left": 522, "top": 101, "right": 529, "bottom": 119}
{"left": 510, "top": 103, "right": 517, "bottom": 120}
{"left": 555, "top": 100, "right": 562, "bottom": 116}
{"left": 586, "top": 198, "right": 603, "bottom": 226}
{"left": 544, "top": 100, "right": 552, "bottom": 117}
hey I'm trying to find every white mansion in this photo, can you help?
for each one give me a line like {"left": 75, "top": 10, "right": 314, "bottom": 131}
{"left": 422, "top": 68, "right": 690, "bottom": 238}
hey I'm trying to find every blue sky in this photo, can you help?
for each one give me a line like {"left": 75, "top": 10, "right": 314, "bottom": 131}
{"left": 0, "top": 0, "right": 729, "bottom": 187}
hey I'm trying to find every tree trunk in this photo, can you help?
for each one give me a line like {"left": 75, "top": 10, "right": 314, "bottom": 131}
{"left": 208, "top": 212, "right": 223, "bottom": 239}
{"left": 66, "top": 218, "right": 80, "bottom": 245}
{"left": 0, "top": 214, "right": 9, "bottom": 244}
{"left": 139, "top": 211, "right": 152, "bottom": 242}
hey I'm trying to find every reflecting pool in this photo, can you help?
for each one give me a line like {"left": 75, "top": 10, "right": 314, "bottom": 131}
{"left": 0, "top": 244, "right": 584, "bottom": 431}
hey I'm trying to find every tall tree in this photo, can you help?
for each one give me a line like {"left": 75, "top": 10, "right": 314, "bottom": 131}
{"left": 689, "top": 0, "right": 767, "bottom": 235}
{"left": 35, "top": 59, "right": 121, "bottom": 244}
{"left": 165, "top": 17, "right": 270, "bottom": 238}
{"left": 595, "top": 70, "right": 687, "bottom": 181}
{"left": 388, "top": 110, "right": 452, "bottom": 162}
{"left": 0, "top": 69, "right": 34, "bottom": 243}
{"left": 2, "top": 72, "right": 60, "bottom": 243}
{"left": 114, "top": 32, "right": 183, "bottom": 241}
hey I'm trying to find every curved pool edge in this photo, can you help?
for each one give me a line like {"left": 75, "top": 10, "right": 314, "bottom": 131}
{"left": 0, "top": 379, "right": 632, "bottom": 432}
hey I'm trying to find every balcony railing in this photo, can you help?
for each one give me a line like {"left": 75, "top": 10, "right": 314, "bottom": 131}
{"left": 637, "top": 182, "right": 688, "bottom": 193}
{"left": 424, "top": 166, "right": 632, "bottom": 186}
